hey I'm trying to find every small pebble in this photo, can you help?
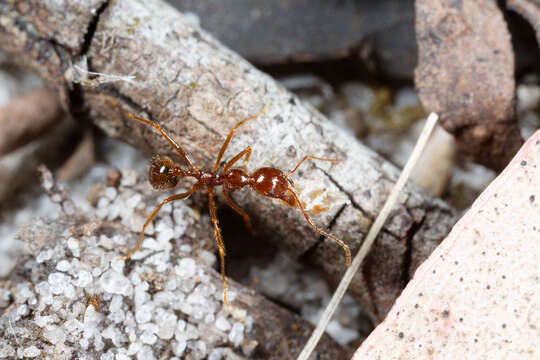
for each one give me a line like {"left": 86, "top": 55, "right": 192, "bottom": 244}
{"left": 120, "top": 169, "right": 138, "bottom": 187}
{"left": 137, "top": 345, "right": 154, "bottom": 360}
{"left": 99, "top": 270, "right": 133, "bottom": 296}
{"left": 198, "top": 250, "right": 216, "bottom": 266}
{"left": 126, "top": 193, "right": 142, "bottom": 208}
{"left": 56, "top": 260, "right": 70, "bottom": 272}
{"left": 215, "top": 316, "right": 230, "bottom": 332}
{"left": 135, "top": 303, "right": 153, "bottom": 324}
{"left": 174, "top": 340, "right": 187, "bottom": 357}
{"left": 175, "top": 258, "right": 196, "bottom": 279}
{"left": 106, "top": 168, "right": 122, "bottom": 187}
{"left": 48, "top": 272, "right": 75, "bottom": 299}
{"left": 105, "top": 186, "right": 118, "bottom": 200}
{"left": 36, "top": 249, "right": 54, "bottom": 263}
{"left": 179, "top": 244, "right": 192, "bottom": 253}
{"left": 140, "top": 323, "right": 159, "bottom": 345}
{"left": 228, "top": 322, "right": 245, "bottom": 347}
{"left": 22, "top": 346, "right": 40, "bottom": 358}
{"left": 0, "top": 289, "right": 11, "bottom": 308}
{"left": 156, "top": 309, "right": 177, "bottom": 340}
{"left": 0, "top": 342, "right": 15, "bottom": 358}
{"left": 74, "top": 270, "right": 93, "bottom": 288}
{"left": 43, "top": 325, "right": 66, "bottom": 345}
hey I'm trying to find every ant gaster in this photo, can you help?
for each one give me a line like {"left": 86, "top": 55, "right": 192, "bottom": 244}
{"left": 100, "top": 94, "right": 351, "bottom": 303}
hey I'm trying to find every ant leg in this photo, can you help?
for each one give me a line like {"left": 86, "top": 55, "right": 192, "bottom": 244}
{"left": 287, "top": 188, "right": 351, "bottom": 265}
{"left": 99, "top": 94, "right": 197, "bottom": 171}
{"left": 286, "top": 155, "right": 341, "bottom": 179}
{"left": 120, "top": 184, "right": 201, "bottom": 261}
{"left": 208, "top": 187, "right": 228, "bottom": 303}
{"left": 223, "top": 146, "right": 251, "bottom": 172}
{"left": 213, "top": 106, "right": 267, "bottom": 171}
{"left": 223, "top": 189, "right": 255, "bottom": 236}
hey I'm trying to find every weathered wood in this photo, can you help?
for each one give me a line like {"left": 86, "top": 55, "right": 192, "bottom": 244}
{"left": 0, "top": 0, "right": 457, "bottom": 320}
{"left": 415, "top": 0, "right": 523, "bottom": 170}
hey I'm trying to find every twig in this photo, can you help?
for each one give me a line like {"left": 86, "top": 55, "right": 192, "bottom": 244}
{"left": 0, "top": 88, "right": 63, "bottom": 156}
{"left": 297, "top": 112, "right": 439, "bottom": 360}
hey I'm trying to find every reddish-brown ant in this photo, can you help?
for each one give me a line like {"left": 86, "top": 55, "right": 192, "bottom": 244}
{"left": 99, "top": 94, "right": 351, "bottom": 302}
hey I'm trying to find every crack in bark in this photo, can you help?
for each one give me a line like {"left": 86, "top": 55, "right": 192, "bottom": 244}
{"left": 187, "top": 109, "right": 223, "bottom": 139}
{"left": 80, "top": 1, "right": 110, "bottom": 56}
{"left": 400, "top": 210, "right": 425, "bottom": 288}
{"left": 327, "top": 203, "right": 348, "bottom": 231}
{"left": 158, "top": 68, "right": 184, "bottom": 116}
{"left": 318, "top": 167, "right": 370, "bottom": 220}
{"left": 68, "top": 0, "right": 110, "bottom": 117}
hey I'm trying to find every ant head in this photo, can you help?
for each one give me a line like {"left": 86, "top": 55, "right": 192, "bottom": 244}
{"left": 149, "top": 154, "right": 182, "bottom": 189}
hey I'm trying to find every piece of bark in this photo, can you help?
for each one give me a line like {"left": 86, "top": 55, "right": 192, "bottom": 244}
{"left": 415, "top": 0, "right": 523, "bottom": 171}
{"left": 0, "top": 88, "right": 63, "bottom": 156}
{"left": 0, "top": 0, "right": 457, "bottom": 321}
{"left": 508, "top": 0, "right": 540, "bottom": 44}
{"left": 169, "top": 0, "right": 418, "bottom": 79}
{"left": 0, "top": 0, "right": 108, "bottom": 106}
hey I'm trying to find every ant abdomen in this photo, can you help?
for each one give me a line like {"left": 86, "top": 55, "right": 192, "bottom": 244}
{"left": 251, "top": 167, "right": 294, "bottom": 204}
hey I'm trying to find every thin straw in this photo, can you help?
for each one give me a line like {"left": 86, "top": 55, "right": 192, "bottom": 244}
{"left": 297, "top": 112, "right": 439, "bottom": 360}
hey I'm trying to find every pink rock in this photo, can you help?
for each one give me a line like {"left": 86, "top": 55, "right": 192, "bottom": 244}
{"left": 354, "top": 130, "right": 540, "bottom": 359}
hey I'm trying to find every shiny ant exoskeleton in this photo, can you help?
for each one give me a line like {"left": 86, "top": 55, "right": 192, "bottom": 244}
{"left": 100, "top": 94, "right": 351, "bottom": 302}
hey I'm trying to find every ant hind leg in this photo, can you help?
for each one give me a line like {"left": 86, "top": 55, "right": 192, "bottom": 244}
{"left": 286, "top": 155, "right": 341, "bottom": 179}
{"left": 208, "top": 187, "right": 229, "bottom": 303}
{"left": 287, "top": 188, "right": 351, "bottom": 265}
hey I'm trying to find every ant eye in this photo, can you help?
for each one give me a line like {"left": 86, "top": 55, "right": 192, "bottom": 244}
{"left": 149, "top": 155, "right": 179, "bottom": 189}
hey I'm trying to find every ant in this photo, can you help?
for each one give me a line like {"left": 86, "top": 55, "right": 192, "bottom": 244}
{"left": 99, "top": 94, "right": 351, "bottom": 302}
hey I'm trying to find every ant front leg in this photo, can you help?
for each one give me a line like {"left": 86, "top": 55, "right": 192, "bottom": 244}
{"left": 223, "top": 146, "right": 251, "bottom": 172}
{"left": 120, "top": 184, "right": 201, "bottom": 261}
{"left": 213, "top": 106, "right": 267, "bottom": 171}
{"left": 99, "top": 94, "right": 197, "bottom": 171}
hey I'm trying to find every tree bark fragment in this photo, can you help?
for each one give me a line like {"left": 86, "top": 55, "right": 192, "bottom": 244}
{"left": 415, "top": 0, "right": 523, "bottom": 171}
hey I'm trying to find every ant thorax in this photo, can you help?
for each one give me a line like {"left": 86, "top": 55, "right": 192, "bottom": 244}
{"left": 224, "top": 168, "right": 252, "bottom": 191}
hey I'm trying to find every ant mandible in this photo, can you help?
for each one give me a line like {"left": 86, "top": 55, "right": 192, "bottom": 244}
{"left": 99, "top": 94, "right": 351, "bottom": 303}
